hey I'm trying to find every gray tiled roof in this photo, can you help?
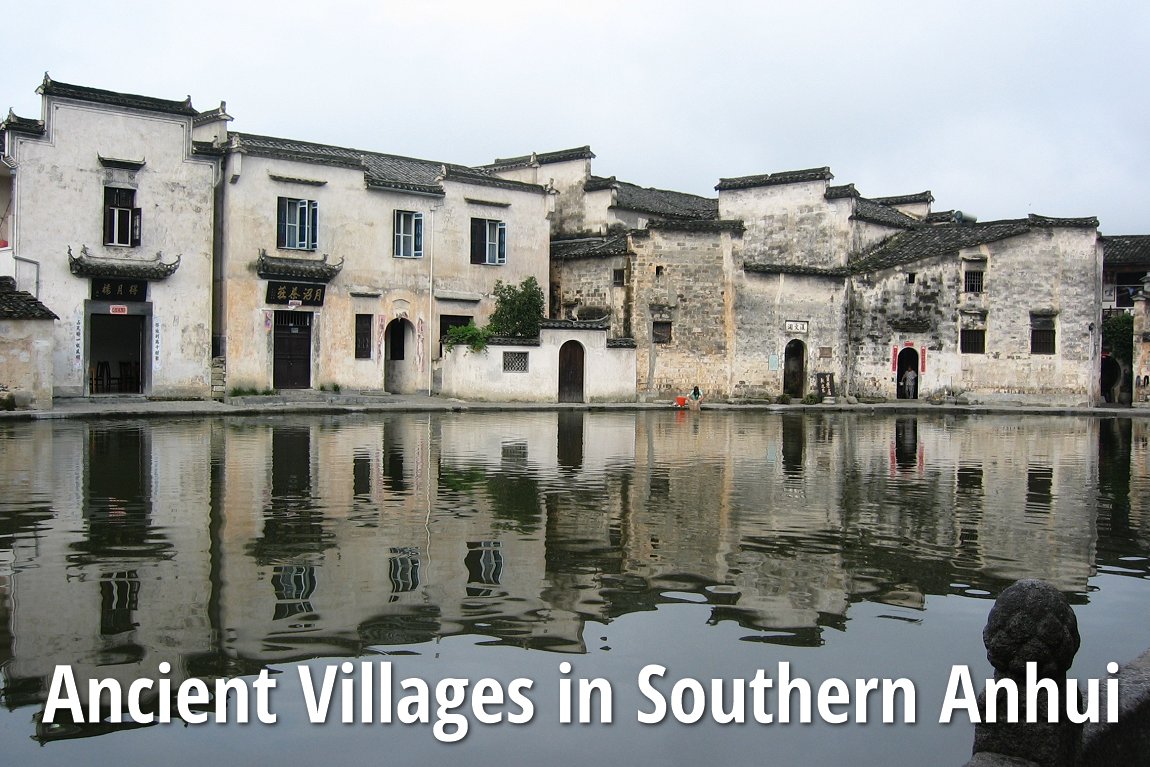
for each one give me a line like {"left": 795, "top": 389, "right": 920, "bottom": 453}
{"left": 715, "top": 167, "right": 833, "bottom": 191}
{"left": 852, "top": 198, "right": 922, "bottom": 230}
{"left": 551, "top": 234, "right": 631, "bottom": 260}
{"left": 1, "top": 110, "right": 45, "bottom": 136}
{"left": 256, "top": 250, "right": 344, "bottom": 283}
{"left": 871, "top": 191, "right": 934, "bottom": 206}
{"left": 231, "top": 132, "right": 545, "bottom": 196}
{"left": 824, "top": 184, "right": 859, "bottom": 199}
{"left": 849, "top": 219, "right": 1034, "bottom": 273}
{"left": 0, "top": 277, "right": 57, "bottom": 320}
{"left": 68, "top": 246, "right": 181, "bottom": 280}
{"left": 643, "top": 219, "right": 744, "bottom": 234}
{"left": 744, "top": 263, "right": 848, "bottom": 277}
{"left": 39, "top": 75, "right": 198, "bottom": 117}
{"left": 540, "top": 317, "right": 611, "bottom": 331}
{"left": 484, "top": 146, "right": 595, "bottom": 170}
{"left": 1102, "top": 235, "right": 1150, "bottom": 267}
{"left": 609, "top": 179, "right": 718, "bottom": 220}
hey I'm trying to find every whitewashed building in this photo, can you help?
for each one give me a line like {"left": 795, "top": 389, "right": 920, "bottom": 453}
{"left": 1, "top": 77, "right": 219, "bottom": 398}
{"left": 202, "top": 129, "right": 552, "bottom": 395}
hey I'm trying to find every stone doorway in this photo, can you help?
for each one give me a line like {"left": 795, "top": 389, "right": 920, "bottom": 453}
{"left": 783, "top": 339, "right": 806, "bottom": 399}
{"left": 897, "top": 347, "right": 920, "bottom": 400}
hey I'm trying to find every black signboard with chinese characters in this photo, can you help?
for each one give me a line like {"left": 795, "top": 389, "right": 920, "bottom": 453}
{"left": 266, "top": 281, "right": 326, "bottom": 307}
{"left": 815, "top": 372, "right": 836, "bottom": 398}
{"left": 91, "top": 278, "right": 147, "bottom": 302}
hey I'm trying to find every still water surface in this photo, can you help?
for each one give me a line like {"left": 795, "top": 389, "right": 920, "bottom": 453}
{"left": 1, "top": 411, "right": 1148, "bottom": 766}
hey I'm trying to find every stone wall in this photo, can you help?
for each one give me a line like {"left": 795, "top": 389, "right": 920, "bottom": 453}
{"left": 851, "top": 225, "right": 1101, "bottom": 405}
{"left": 630, "top": 224, "right": 738, "bottom": 399}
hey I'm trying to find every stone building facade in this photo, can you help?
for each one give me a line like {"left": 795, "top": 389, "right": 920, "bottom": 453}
{"left": 520, "top": 149, "right": 1107, "bottom": 405}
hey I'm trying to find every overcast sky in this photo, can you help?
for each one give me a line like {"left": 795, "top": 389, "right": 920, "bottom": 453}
{"left": 5, "top": 1, "right": 1148, "bottom": 233}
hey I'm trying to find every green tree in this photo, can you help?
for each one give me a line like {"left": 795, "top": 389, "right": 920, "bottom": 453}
{"left": 1102, "top": 312, "right": 1134, "bottom": 370}
{"left": 487, "top": 276, "right": 545, "bottom": 338}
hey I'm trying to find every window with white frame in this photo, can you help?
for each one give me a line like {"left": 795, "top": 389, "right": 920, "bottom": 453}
{"left": 394, "top": 210, "right": 423, "bottom": 258}
{"left": 103, "top": 187, "right": 140, "bottom": 247}
{"left": 470, "top": 218, "right": 506, "bottom": 265}
{"left": 277, "top": 197, "right": 318, "bottom": 250}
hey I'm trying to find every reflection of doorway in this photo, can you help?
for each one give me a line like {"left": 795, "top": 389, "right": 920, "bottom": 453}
{"left": 558, "top": 340, "right": 585, "bottom": 403}
{"left": 89, "top": 313, "right": 146, "bottom": 394}
{"left": 897, "top": 347, "right": 920, "bottom": 400}
{"left": 557, "top": 411, "right": 584, "bottom": 470}
{"left": 273, "top": 311, "right": 312, "bottom": 389}
{"left": 385, "top": 318, "right": 416, "bottom": 394}
{"left": 783, "top": 340, "right": 806, "bottom": 399}
{"left": 894, "top": 417, "right": 918, "bottom": 470}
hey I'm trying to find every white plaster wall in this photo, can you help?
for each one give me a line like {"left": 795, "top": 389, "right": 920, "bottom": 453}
{"left": 718, "top": 180, "right": 854, "bottom": 269}
{"left": 0, "top": 318, "right": 54, "bottom": 408}
{"left": 220, "top": 152, "right": 550, "bottom": 393}
{"left": 8, "top": 99, "right": 216, "bottom": 397}
{"left": 441, "top": 329, "right": 635, "bottom": 402}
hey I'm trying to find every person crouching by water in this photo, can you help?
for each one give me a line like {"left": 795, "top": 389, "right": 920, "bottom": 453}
{"left": 687, "top": 385, "right": 704, "bottom": 411}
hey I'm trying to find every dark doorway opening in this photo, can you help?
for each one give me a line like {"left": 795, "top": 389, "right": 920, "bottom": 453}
{"left": 783, "top": 340, "right": 806, "bottom": 399}
{"left": 558, "top": 340, "right": 585, "bottom": 403}
{"left": 89, "top": 314, "right": 146, "bottom": 394}
{"left": 274, "top": 311, "right": 312, "bottom": 389}
{"left": 897, "top": 347, "right": 920, "bottom": 400}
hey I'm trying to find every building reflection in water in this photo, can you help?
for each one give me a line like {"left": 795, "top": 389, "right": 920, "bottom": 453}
{"left": 1, "top": 412, "right": 1148, "bottom": 737}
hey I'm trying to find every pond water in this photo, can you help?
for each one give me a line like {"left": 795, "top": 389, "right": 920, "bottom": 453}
{"left": 1, "top": 411, "right": 1148, "bottom": 766}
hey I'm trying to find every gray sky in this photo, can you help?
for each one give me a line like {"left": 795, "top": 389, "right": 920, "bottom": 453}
{"left": 6, "top": 1, "right": 1148, "bottom": 233}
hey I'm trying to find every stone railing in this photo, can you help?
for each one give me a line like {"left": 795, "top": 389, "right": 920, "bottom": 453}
{"left": 963, "top": 579, "right": 1150, "bottom": 766}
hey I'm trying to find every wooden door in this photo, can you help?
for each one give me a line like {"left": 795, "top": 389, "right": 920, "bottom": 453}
{"left": 558, "top": 341, "right": 585, "bottom": 403}
{"left": 274, "top": 311, "right": 312, "bottom": 389}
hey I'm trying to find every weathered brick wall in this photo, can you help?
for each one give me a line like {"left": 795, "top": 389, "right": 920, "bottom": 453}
{"left": 719, "top": 181, "right": 854, "bottom": 269}
{"left": 849, "top": 255, "right": 958, "bottom": 398}
{"left": 631, "top": 227, "right": 736, "bottom": 398}
{"left": 734, "top": 272, "right": 850, "bottom": 399}
{"left": 850, "top": 226, "right": 1101, "bottom": 404}
{"left": 550, "top": 254, "right": 630, "bottom": 335}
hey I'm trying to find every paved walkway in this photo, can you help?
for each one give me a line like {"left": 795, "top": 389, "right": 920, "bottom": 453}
{"left": 2, "top": 392, "right": 1149, "bottom": 421}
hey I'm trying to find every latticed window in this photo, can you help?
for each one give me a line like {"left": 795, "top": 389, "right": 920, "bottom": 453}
{"left": 354, "top": 314, "right": 372, "bottom": 359}
{"left": 964, "top": 269, "right": 984, "bottom": 293}
{"left": 960, "top": 328, "right": 986, "bottom": 354}
{"left": 502, "top": 351, "right": 529, "bottom": 372}
{"left": 1030, "top": 314, "right": 1056, "bottom": 355}
{"left": 652, "top": 320, "right": 672, "bottom": 344}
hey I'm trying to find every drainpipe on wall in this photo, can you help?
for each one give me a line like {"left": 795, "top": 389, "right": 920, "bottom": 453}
{"left": 427, "top": 203, "right": 441, "bottom": 396}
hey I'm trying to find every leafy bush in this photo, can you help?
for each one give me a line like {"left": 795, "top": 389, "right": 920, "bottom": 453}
{"left": 487, "top": 276, "right": 545, "bottom": 338}
{"left": 775, "top": 393, "right": 791, "bottom": 405}
{"left": 801, "top": 393, "right": 824, "bottom": 405}
{"left": 443, "top": 323, "right": 492, "bottom": 353}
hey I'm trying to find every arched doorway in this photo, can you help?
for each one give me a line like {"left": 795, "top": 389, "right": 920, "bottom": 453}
{"left": 897, "top": 347, "right": 920, "bottom": 400}
{"left": 783, "top": 339, "right": 806, "bottom": 399}
{"left": 558, "top": 340, "right": 585, "bottom": 403}
{"left": 384, "top": 318, "right": 417, "bottom": 394}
